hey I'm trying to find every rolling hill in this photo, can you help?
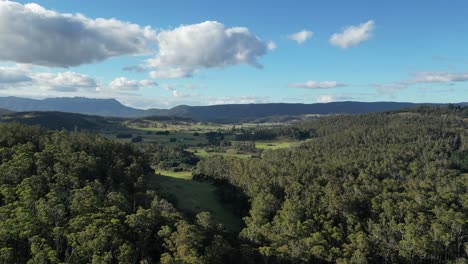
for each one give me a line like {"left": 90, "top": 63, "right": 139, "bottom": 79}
{"left": 165, "top": 102, "right": 422, "bottom": 122}
{"left": 0, "top": 111, "right": 116, "bottom": 130}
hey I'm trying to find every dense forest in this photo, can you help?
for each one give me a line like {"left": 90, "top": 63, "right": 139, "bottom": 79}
{"left": 195, "top": 106, "right": 468, "bottom": 263}
{"left": 1, "top": 106, "right": 467, "bottom": 263}
{"left": 0, "top": 123, "right": 240, "bottom": 263}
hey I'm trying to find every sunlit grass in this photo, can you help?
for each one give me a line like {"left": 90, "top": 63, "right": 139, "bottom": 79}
{"left": 255, "top": 141, "right": 297, "bottom": 150}
{"left": 156, "top": 170, "right": 193, "bottom": 180}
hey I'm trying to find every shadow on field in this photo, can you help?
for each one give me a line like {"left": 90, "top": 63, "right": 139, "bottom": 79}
{"left": 146, "top": 173, "right": 244, "bottom": 232}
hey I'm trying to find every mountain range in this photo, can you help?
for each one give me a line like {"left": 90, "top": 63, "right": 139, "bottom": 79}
{"left": 0, "top": 108, "right": 12, "bottom": 116}
{"left": 0, "top": 96, "right": 464, "bottom": 123}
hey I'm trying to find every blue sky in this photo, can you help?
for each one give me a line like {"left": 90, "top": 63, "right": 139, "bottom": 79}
{"left": 0, "top": 0, "right": 467, "bottom": 108}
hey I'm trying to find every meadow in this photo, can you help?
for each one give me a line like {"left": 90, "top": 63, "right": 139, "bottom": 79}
{"left": 148, "top": 170, "right": 244, "bottom": 231}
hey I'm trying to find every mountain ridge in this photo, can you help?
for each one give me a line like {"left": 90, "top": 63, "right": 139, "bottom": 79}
{"left": 0, "top": 96, "right": 465, "bottom": 123}
{"left": 0, "top": 107, "right": 12, "bottom": 115}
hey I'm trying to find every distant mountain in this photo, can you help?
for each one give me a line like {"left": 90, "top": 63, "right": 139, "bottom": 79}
{"left": 0, "top": 108, "right": 12, "bottom": 115}
{"left": 0, "top": 96, "right": 151, "bottom": 117}
{"left": 0, "top": 96, "right": 465, "bottom": 123}
{"left": 164, "top": 102, "right": 423, "bottom": 123}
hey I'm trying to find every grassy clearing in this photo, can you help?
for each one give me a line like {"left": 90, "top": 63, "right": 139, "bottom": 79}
{"left": 255, "top": 141, "right": 297, "bottom": 150}
{"left": 147, "top": 171, "right": 243, "bottom": 231}
{"left": 188, "top": 148, "right": 252, "bottom": 159}
{"left": 155, "top": 170, "right": 192, "bottom": 180}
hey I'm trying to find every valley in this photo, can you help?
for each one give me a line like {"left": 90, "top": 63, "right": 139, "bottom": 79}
{"left": 0, "top": 104, "right": 467, "bottom": 263}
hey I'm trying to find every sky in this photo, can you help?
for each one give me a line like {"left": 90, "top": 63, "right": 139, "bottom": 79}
{"left": 0, "top": 0, "right": 467, "bottom": 109}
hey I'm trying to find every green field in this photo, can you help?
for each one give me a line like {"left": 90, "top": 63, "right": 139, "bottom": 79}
{"left": 254, "top": 141, "right": 297, "bottom": 150}
{"left": 147, "top": 171, "right": 243, "bottom": 231}
{"left": 188, "top": 148, "right": 252, "bottom": 159}
{"left": 155, "top": 170, "right": 193, "bottom": 179}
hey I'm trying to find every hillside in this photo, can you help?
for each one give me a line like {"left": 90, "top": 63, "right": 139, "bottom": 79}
{"left": 0, "top": 111, "right": 116, "bottom": 130}
{"left": 0, "top": 123, "right": 239, "bottom": 263}
{"left": 194, "top": 107, "right": 468, "bottom": 263}
{"left": 165, "top": 101, "right": 422, "bottom": 122}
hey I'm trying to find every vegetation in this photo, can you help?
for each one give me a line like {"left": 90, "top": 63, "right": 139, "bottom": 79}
{"left": 1, "top": 106, "right": 467, "bottom": 263}
{"left": 0, "top": 111, "right": 114, "bottom": 131}
{"left": 195, "top": 108, "right": 468, "bottom": 263}
{"left": 149, "top": 172, "right": 244, "bottom": 231}
{"left": 0, "top": 123, "right": 240, "bottom": 263}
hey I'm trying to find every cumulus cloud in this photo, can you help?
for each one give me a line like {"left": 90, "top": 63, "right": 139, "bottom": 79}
{"left": 0, "top": 65, "right": 96, "bottom": 92}
{"left": 32, "top": 71, "right": 98, "bottom": 92}
{"left": 289, "top": 81, "right": 347, "bottom": 89}
{"left": 0, "top": 1, "right": 157, "bottom": 67}
{"left": 109, "top": 77, "right": 156, "bottom": 91}
{"left": 288, "top": 30, "right": 313, "bottom": 44}
{"left": 330, "top": 20, "right": 375, "bottom": 49}
{"left": 0, "top": 67, "right": 32, "bottom": 84}
{"left": 147, "top": 21, "right": 272, "bottom": 79}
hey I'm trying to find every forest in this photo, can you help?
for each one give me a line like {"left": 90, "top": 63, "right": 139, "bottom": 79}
{"left": 0, "top": 106, "right": 467, "bottom": 263}
{"left": 194, "top": 106, "right": 468, "bottom": 263}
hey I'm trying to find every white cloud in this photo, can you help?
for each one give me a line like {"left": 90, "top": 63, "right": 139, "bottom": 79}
{"left": 148, "top": 21, "right": 272, "bottom": 79}
{"left": 109, "top": 77, "right": 156, "bottom": 91}
{"left": 32, "top": 71, "right": 98, "bottom": 92}
{"left": 289, "top": 80, "right": 347, "bottom": 89}
{"left": 375, "top": 71, "right": 468, "bottom": 94}
{"left": 0, "top": 1, "right": 157, "bottom": 67}
{"left": 287, "top": 30, "right": 313, "bottom": 44}
{"left": 267, "top": 41, "right": 277, "bottom": 51}
{"left": 316, "top": 94, "right": 349, "bottom": 103}
{"left": 1, "top": 66, "right": 98, "bottom": 92}
{"left": 0, "top": 67, "right": 32, "bottom": 84}
{"left": 330, "top": 20, "right": 375, "bottom": 49}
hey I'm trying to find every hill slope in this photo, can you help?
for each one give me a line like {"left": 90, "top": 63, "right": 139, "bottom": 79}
{"left": 165, "top": 101, "right": 422, "bottom": 122}
{"left": 0, "top": 111, "right": 115, "bottom": 130}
